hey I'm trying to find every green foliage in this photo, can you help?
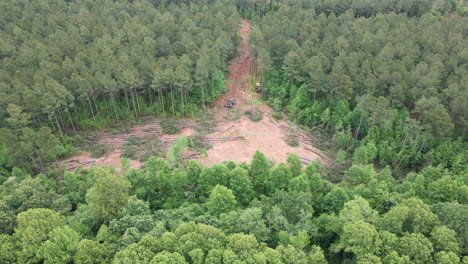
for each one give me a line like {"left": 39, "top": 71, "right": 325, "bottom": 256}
{"left": 75, "top": 239, "right": 107, "bottom": 264}
{"left": 272, "top": 112, "right": 283, "bottom": 121}
{"left": 166, "top": 137, "right": 188, "bottom": 168}
{"left": 206, "top": 185, "right": 237, "bottom": 216}
{"left": 90, "top": 143, "right": 109, "bottom": 158}
{"left": 285, "top": 135, "right": 299, "bottom": 147}
{"left": 0, "top": 1, "right": 466, "bottom": 263}
{"left": 160, "top": 120, "right": 182, "bottom": 135}
{"left": 245, "top": 110, "right": 264, "bottom": 122}
{"left": 37, "top": 226, "right": 80, "bottom": 264}
{"left": 15, "top": 208, "right": 66, "bottom": 263}
{"left": 250, "top": 151, "right": 270, "bottom": 194}
{"left": 86, "top": 168, "right": 130, "bottom": 224}
{"left": 0, "top": 148, "right": 464, "bottom": 263}
{"left": 0, "top": 0, "right": 239, "bottom": 173}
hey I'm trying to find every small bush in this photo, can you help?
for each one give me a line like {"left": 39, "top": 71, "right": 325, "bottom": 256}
{"left": 195, "top": 120, "right": 217, "bottom": 134}
{"left": 272, "top": 112, "right": 283, "bottom": 121}
{"left": 121, "top": 145, "right": 138, "bottom": 160}
{"left": 188, "top": 135, "right": 212, "bottom": 152}
{"left": 160, "top": 119, "right": 182, "bottom": 134}
{"left": 285, "top": 135, "right": 299, "bottom": 147}
{"left": 245, "top": 110, "right": 263, "bottom": 122}
{"left": 90, "top": 143, "right": 109, "bottom": 158}
{"left": 139, "top": 149, "right": 162, "bottom": 162}
{"left": 225, "top": 109, "right": 242, "bottom": 121}
{"left": 105, "top": 121, "right": 133, "bottom": 135}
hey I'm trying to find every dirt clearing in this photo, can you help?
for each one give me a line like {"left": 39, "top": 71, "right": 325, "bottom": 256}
{"left": 63, "top": 19, "right": 327, "bottom": 171}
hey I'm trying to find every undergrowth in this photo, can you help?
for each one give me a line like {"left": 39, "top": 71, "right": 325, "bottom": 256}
{"left": 245, "top": 110, "right": 263, "bottom": 122}
{"left": 160, "top": 119, "right": 182, "bottom": 134}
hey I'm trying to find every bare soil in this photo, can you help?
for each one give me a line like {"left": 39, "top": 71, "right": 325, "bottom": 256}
{"left": 64, "top": 19, "right": 326, "bottom": 172}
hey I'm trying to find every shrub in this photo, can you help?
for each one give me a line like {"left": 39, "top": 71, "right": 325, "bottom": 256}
{"left": 245, "top": 110, "right": 263, "bottom": 122}
{"left": 272, "top": 112, "right": 283, "bottom": 121}
{"left": 90, "top": 143, "right": 109, "bottom": 158}
{"left": 160, "top": 119, "right": 182, "bottom": 134}
{"left": 285, "top": 135, "right": 299, "bottom": 147}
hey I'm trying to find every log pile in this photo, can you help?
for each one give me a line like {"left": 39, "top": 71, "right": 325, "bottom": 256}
{"left": 180, "top": 152, "right": 202, "bottom": 160}
{"left": 59, "top": 159, "right": 96, "bottom": 170}
{"left": 204, "top": 136, "right": 245, "bottom": 142}
{"left": 280, "top": 124, "right": 330, "bottom": 162}
{"left": 304, "top": 146, "right": 330, "bottom": 161}
{"left": 216, "top": 125, "right": 234, "bottom": 135}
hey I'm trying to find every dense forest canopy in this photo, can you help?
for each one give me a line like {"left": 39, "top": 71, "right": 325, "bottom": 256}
{"left": 0, "top": 0, "right": 467, "bottom": 263}
{"left": 0, "top": 0, "right": 240, "bottom": 172}
{"left": 249, "top": 6, "right": 467, "bottom": 175}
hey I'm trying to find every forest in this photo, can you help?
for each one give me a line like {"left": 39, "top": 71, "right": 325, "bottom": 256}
{"left": 0, "top": 0, "right": 467, "bottom": 263}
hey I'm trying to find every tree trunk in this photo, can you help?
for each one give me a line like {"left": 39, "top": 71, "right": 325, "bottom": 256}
{"left": 66, "top": 109, "right": 77, "bottom": 134}
{"left": 170, "top": 88, "right": 175, "bottom": 117}
{"left": 53, "top": 112, "right": 64, "bottom": 138}
{"left": 58, "top": 109, "right": 68, "bottom": 133}
{"left": 159, "top": 88, "right": 165, "bottom": 114}
{"left": 130, "top": 88, "right": 138, "bottom": 117}
{"left": 180, "top": 88, "right": 185, "bottom": 117}
{"left": 124, "top": 89, "right": 131, "bottom": 113}
{"left": 93, "top": 98, "right": 100, "bottom": 118}
{"left": 211, "top": 73, "right": 215, "bottom": 102}
{"left": 202, "top": 77, "right": 206, "bottom": 107}
{"left": 418, "top": 138, "right": 426, "bottom": 152}
{"left": 87, "top": 97, "right": 96, "bottom": 122}
{"left": 148, "top": 89, "right": 153, "bottom": 109}
{"left": 104, "top": 96, "right": 110, "bottom": 116}
{"left": 134, "top": 88, "right": 141, "bottom": 113}
{"left": 111, "top": 94, "right": 119, "bottom": 123}
{"left": 354, "top": 112, "right": 363, "bottom": 139}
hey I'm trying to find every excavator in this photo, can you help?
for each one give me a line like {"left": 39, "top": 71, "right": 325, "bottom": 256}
{"left": 224, "top": 98, "right": 236, "bottom": 108}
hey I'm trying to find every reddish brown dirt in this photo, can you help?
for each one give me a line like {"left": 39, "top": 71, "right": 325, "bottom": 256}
{"left": 199, "top": 115, "right": 321, "bottom": 166}
{"left": 201, "top": 19, "right": 323, "bottom": 166}
{"left": 64, "top": 19, "right": 325, "bottom": 171}
{"left": 216, "top": 20, "right": 252, "bottom": 109}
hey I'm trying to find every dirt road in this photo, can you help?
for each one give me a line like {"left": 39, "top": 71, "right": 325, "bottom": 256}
{"left": 216, "top": 20, "right": 252, "bottom": 108}
{"left": 200, "top": 19, "right": 323, "bottom": 166}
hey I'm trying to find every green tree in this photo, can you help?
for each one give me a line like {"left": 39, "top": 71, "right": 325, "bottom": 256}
{"left": 250, "top": 151, "right": 270, "bottom": 194}
{"left": 75, "top": 239, "right": 108, "bottom": 264}
{"left": 268, "top": 163, "right": 292, "bottom": 193}
{"left": 15, "top": 208, "right": 66, "bottom": 264}
{"left": 430, "top": 226, "right": 460, "bottom": 254}
{"left": 339, "top": 220, "right": 381, "bottom": 258}
{"left": 38, "top": 226, "right": 80, "bottom": 264}
{"left": 150, "top": 251, "right": 187, "bottom": 264}
{"left": 0, "top": 234, "right": 18, "bottom": 263}
{"left": 228, "top": 167, "right": 255, "bottom": 205}
{"left": 206, "top": 185, "right": 237, "bottom": 216}
{"left": 287, "top": 153, "right": 302, "bottom": 177}
{"left": 397, "top": 233, "right": 434, "bottom": 264}
{"left": 86, "top": 168, "right": 130, "bottom": 224}
{"left": 434, "top": 251, "right": 460, "bottom": 264}
{"left": 353, "top": 145, "right": 369, "bottom": 164}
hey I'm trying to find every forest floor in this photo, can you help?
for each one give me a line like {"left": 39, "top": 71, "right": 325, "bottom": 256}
{"left": 63, "top": 20, "right": 328, "bottom": 172}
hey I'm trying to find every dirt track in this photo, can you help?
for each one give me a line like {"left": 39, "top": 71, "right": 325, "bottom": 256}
{"left": 201, "top": 20, "right": 323, "bottom": 166}
{"left": 64, "top": 20, "right": 325, "bottom": 172}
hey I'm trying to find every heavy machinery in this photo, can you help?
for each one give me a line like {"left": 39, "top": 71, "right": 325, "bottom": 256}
{"left": 225, "top": 98, "right": 236, "bottom": 108}
{"left": 255, "top": 83, "right": 262, "bottom": 94}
